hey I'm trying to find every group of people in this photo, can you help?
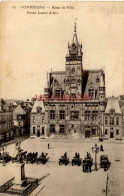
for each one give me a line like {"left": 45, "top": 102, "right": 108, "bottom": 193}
{"left": 82, "top": 152, "right": 92, "bottom": 173}
{"left": 74, "top": 152, "right": 80, "bottom": 159}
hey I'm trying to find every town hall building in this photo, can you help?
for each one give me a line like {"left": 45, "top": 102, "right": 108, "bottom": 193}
{"left": 43, "top": 24, "right": 106, "bottom": 138}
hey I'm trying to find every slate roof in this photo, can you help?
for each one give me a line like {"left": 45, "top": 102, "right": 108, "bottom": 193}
{"left": 13, "top": 105, "right": 26, "bottom": 115}
{"left": 31, "top": 101, "right": 45, "bottom": 113}
{"left": 105, "top": 97, "right": 122, "bottom": 114}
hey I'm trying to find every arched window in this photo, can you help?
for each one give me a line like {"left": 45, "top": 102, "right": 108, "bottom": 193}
{"left": 72, "top": 68, "right": 75, "bottom": 73}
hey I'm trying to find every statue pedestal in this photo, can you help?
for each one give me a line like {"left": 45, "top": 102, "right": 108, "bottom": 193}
{"left": 14, "top": 162, "right": 26, "bottom": 185}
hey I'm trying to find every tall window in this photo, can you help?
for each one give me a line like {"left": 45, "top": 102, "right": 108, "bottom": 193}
{"left": 110, "top": 117, "right": 114, "bottom": 125}
{"left": 105, "top": 129, "right": 108, "bottom": 135}
{"left": 42, "top": 127, "right": 44, "bottom": 135}
{"left": 55, "top": 90, "right": 60, "bottom": 96}
{"left": 92, "top": 128, "right": 96, "bottom": 135}
{"left": 92, "top": 112, "right": 98, "bottom": 121}
{"left": 89, "top": 89, "right": 94, "bottom": 97}
{"left": 33, "top": 116, "right": 35, "bottom": 123}
{"left": 85, "top": 112, "right": 90, "bottom": 121}
{"left": 50, "top": 110, "right": 55, "bottom": 120}
{"left": 59, "top": 110, "right": 65, "bottom": 120}
{"left": 116, "top": 117, "right": 119, "bottom": 125}
{"left": 105, "top": 117, "right": 108, "bottom": 125}
{"left": 71, "top": 111, "right": 79, "bottom": 120}
{"left": 60, "top": 125, "right": 65, "bottom": 134}
{"left": 50, "top": 124, "right": 55, "bottom": 133}
{"left": 116, "top": 129, "right": 119, "bottom": 135}
{"left": 72, "top": 68, "right": 75, "bottom": 74}
{"left": 18, "top": 122, "right": 21, "bottom": 127}
{"left": 33, "top": 127, "right": 35, "bottom": 134}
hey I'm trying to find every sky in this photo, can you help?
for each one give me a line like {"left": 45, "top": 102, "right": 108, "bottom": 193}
{"left": 0, "top": 1, "right": 124, "bottom": 100}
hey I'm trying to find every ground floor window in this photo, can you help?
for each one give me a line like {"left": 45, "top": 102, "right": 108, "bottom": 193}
{"left": 92, "top": 128, "right": 96, "bottom": 135}
{"left": 33, "top": 127, "right": 35, "bottom": 134}
{"left": 50, "top": 124, "right": 55, "bottom": 133}
{"left": 105, "top": 129, "right": 108, "bottom": 135}
{"left": 116, "top": 129, "right": 119, "bottom": 135}
{"left": 42, "top": 127, "right": 44, "bottom": 135}
{"left": 60, "top": 125, "right": 65, "bottom": 134}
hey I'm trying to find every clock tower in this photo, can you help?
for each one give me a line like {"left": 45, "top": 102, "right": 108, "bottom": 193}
{"left": 65, "top": 22, "right": 83, "bottom": 95}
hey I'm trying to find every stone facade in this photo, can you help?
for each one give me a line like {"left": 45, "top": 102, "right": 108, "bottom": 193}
{"left": 44, "top": 25, "right": 106, "bottom": 138}
{"left": 0, "top": 99, "right": 14, "bottom": 143}
{"left": 104, "top": 97, "right": 123, "bottom": 139}
{"left": 30, "top": 101, "right": 45, "bottom": 137}
{"left": 13, "top": 105, "right": 28, "bottom": 136}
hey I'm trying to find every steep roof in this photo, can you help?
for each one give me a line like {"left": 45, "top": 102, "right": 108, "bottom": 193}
{"left": 13, "top": 105, "right": 26, "bottom": 115}
{"left": 105, "top": 97, "right": 122, "bottom": 113}
{"left": 31, "top": 101, "right": 45, "bottom": 113}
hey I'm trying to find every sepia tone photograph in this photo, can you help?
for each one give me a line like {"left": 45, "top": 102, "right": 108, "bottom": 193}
{"left": 0, "top": 1, "right": 124, "bottom": 196}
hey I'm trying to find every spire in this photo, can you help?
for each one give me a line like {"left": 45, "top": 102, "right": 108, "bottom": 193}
{"left": 72, "top": 18, "right": 78, "bottom": 46}
{"left": 74, "top": 19, "right": 77, "bottom": 33}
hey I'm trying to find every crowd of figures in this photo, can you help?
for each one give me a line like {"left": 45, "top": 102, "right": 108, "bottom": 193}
{"left": 0, "top": 141, "right": 110, "bottom": 172}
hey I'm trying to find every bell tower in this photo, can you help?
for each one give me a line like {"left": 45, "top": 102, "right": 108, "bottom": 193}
{"left": 65, "top": 21, "right": 83, "bottom": 95}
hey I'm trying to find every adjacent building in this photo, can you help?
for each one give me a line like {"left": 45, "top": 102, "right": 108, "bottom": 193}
{"left": 0, "top": 99, "right": 14, "bottom": 143}
{"left": 118, "top": 95, "right": 124, "bottom": 136}
{"left": 13, "top": 104, "right": 28, "bottom": 136}
{"left": 43, "top": 24, "right": 106, "bottom": 138}
{"left": 104, "top": 97, "right": 123, "bottom": 139}
{"left": 30, "top": 101, "right": 45, "bottom": 137}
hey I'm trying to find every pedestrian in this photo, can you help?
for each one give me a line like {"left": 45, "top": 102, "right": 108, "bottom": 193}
{"left": 88, "top": 160, "right": 92, "bottom": 172}
{"left": 64, "top": 152, "right": 67, "bottom": 158}
{"left": 100, "top": 144, "right": 104, "bottom": 151}
{"left": 48, "top": 143, "right": 50, "bottom": 149}
{"left": 77, "top": 153, "right": 80, "bottom": 159}
{"left": 75, "top": 152, "right": 78, "bottom": 158}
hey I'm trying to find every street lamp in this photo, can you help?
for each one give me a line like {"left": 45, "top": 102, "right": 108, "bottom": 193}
{"left": 92, "top": 143, "right": 99, "bottom": 171}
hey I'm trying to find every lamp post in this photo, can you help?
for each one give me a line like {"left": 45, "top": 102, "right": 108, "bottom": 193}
{"left": 92, "top": 143, "right": 99, "bottom": 171}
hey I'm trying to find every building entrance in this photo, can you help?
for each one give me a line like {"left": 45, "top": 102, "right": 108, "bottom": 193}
{"left": 37, "top": 130, "right": 40, "bottom": 137}
{"left": 85, "top": 130, "right": 90, "bottom": 138}
{"left": 110, "top": 132, "right": 114, "bottom": 138}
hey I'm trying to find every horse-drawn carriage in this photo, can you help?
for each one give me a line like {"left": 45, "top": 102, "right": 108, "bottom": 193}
{"left": 59, "top": 155, "right": 69, "bottom": 166}
{"left": 0, "top": 152, "right": 11, "bottom": 165}
{"left": 26, "top": 152, "right": 38, "bottom": 164}
{"left": 82, "top": 157, "right": 93, "bottom": 172}
{"left": 72, "top": 156, "right": 82, "bottom": 166}
{"left": 36, "top": 153, "right": 48, "bottom": 164}
{"left": 100, "top": 155, "right": 111, "bottom": 171}
{"left": 11, "top": 151, "right": 27, "bottom": 163}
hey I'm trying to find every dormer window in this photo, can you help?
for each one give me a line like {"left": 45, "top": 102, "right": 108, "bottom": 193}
{"left": 110, "top": 109, "right": 115, "bottom": 115}
{"left": 36, "top": 106, "right": 41, "bottom": 113}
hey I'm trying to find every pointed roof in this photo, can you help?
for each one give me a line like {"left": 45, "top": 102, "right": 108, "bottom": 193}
{"left": 31, "top": 101, "right": 45, "bottom": 113}
{"left": 13, "top": 105, "right": 26, "bottom": 115}
{"left": 105, "top": 97, "right": 122, "bottom": 113}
